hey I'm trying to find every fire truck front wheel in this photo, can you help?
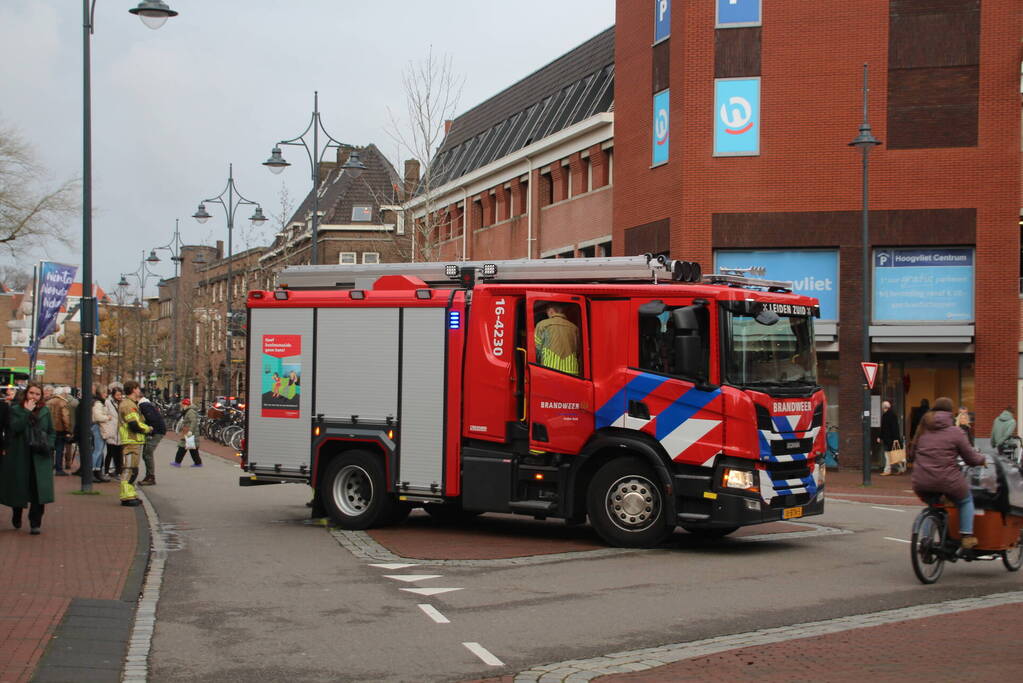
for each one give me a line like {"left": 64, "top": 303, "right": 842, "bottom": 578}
{"left": 587, "top": 457, "right": 670, "bottom": 548}
{"left": 319, "top": 450, "right": 395, "bottom": 530}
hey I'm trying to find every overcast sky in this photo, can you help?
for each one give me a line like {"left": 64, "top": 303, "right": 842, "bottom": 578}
{"left": 0, "top": 0, "right": 614, "bottom": 297}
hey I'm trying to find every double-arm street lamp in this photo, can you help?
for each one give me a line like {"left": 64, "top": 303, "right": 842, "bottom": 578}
{"left": 148, "top": 219, "right": 186, "bottom": 396}
{"left": 118, "top": 249, "right": 162, "bottom": 384}
{"left": 192, "top": 165, "right": 266, "bottom": 397}
{"left": 79, "top": 0, "right": 178, "bottom": 493}
{"left": 263, "top": 91, "right": 366, "bottom": 265}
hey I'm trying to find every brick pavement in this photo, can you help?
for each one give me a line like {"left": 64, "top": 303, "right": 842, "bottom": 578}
{"left": 0, "top": 474, "right": 139, "bottom": 683}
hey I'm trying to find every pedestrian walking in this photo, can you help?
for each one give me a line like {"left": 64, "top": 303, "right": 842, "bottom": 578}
{"left": 90, "top": 384, "right": 111, "bottom": 482}
{"left": 102, "top": 384, "right": 123, "bottom": 477}
{"left": 991, "top": 407, "right": 1017, "bottom": 453}
{"left": 878, "top": 400, "right": 905, "bottom": 475}
{"left": 173, "top": 398, "right": 202, "bottom": 467}
{"left": 137, "top": 392, "right": 166, "bottom": 486}
{"left": 909, "top": 396, "right": 985, "bottom": 549}
{"left": 0, "top": 383, "right": 56, "bottom": 535}
{"left": 955, "top": 405, "right": 974, "bottom": 446}
{"left": 45, "top": 386, "right": 74, "bottom": 476}
{"left": 116, "top": 381, "right": 151, "bottom": 506}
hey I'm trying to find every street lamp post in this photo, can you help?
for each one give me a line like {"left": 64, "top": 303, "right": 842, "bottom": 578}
{"left": 148, "top": 219, "right": 186, "bottom": 396}
{"left": 192, "top": 165, "right": 266, "bottom": 397}
{"left": 849, "top": 64, "right": 882, "bottom": 487}
{"left": 263, "top": 91, "right": 366, "bottom": 265}
{"left": 118, "top": 250, "right": 161, "bottom": 384}
{"left": 79, "top": 1, "right": 178, "bottom": 492}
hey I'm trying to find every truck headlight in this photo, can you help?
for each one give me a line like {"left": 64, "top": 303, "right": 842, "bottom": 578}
{"left": 722, "top": 468, "right": 757, "bottom": 491}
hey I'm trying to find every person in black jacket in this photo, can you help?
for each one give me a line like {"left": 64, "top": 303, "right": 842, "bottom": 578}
{"left": 878, "top": 400, "right": 903, "bottom": 475}
{"left": 137, "top": 394, "right": 166, "bottom": 486}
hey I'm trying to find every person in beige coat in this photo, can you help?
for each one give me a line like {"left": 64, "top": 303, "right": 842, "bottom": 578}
{"left": 102, "top": 384, "right": 123, "bottom": 476}
{"left": 90, "top": 384, "right": 111, "bottom": 482}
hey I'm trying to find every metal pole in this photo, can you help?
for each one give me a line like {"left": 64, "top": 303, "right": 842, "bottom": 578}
{"left": 226, "top": 166, "right": 234, "bottom": 397}
{"left": 79, "top": 0, "right": 94, "bottom": 492}
{"left": 861, "top": 143, "right": 871, "bottom": 486}
{"left": 311, "top": 91, "right": 320, "bottom": 265}
{"left": 172, "top": 220, "right": 180, "bottom": 397}
{"left": 28, "top": 265, "right": 38, "bottom": 381}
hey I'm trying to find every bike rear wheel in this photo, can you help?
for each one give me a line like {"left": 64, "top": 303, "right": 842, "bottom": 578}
{"left": 911, "top": 509, "right": 946, "bottom": 584}
{"left": 1002, "top": 530, "right": 1023, "bottom": 572}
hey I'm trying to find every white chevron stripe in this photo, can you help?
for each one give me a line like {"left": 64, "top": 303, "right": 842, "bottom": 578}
{"left": 661, "top": 419, "right": 720, "bottom": 459}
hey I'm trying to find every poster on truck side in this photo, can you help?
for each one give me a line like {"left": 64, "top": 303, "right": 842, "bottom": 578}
{"left": 261, "top": 335, "right": 302, "bottom": 418}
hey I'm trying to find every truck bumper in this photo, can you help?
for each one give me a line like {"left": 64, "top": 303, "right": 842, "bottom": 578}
{"left": 676, "top": 488, "right": 825, "bottom": 528}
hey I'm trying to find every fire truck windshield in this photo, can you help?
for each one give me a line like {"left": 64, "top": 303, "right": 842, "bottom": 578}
{"left": 723, "top": 312, "right": 817, "bottom": 388}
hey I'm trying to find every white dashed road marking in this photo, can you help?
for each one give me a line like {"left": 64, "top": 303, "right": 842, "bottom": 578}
{"left": 885, "top": 537, "right": 911, "bottom": 544}
{"left": 464, "top": 642, "right": 503, "bottom": 666}
{"left": 871, "top": 506, "right": 905, "bottom": 512}
{"left": 384, "top": 574, "right": 442, "bottom": 583}
{"left": 369, "top": 563, "right": 419, "bottom": 569}
{"left": 418, "top": 604, "right": 450, "bottom": 624}
{"left": 401, "top": 586, "right": 463, "bottom": 596}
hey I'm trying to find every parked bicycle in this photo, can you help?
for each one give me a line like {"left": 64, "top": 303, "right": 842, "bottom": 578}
{"left": 910, "top": 493, "right": 1023, "bottom": 584}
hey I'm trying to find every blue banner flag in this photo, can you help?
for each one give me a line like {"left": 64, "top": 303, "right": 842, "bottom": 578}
{"left": 714, "top": 78, "right": 760, "bottom": 156}
{"left": 652, "top": 89, "right": 670, "bottom": 165}
{"left": 28, "top": 261, "right": 78, "bottom": 366}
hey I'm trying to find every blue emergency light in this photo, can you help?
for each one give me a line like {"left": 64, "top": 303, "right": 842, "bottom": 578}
{"left": 448, "top": 311, "right": 461, "bottom": 330}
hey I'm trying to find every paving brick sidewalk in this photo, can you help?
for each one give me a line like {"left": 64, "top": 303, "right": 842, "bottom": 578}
{"left": 0, "top": 474, "right": 141, "bottom": 683}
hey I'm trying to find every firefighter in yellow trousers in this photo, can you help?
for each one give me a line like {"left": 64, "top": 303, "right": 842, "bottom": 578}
{"left": 117, "top": 381, "right": 152, "bottom": 507}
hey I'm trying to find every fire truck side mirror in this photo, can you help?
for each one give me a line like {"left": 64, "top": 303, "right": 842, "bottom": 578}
{"left": 638, "top": 300, "right": 666, "bottom": 317}
{"left": 670, "top": 306, "right": 699, "bottom": 331}
{"left": 674, "top": 336, "right": 704, "bottom": 381}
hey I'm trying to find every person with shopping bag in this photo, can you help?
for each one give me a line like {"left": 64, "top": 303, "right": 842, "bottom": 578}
{"left": 172, "top": 398, "right": 202, "bottom": 467}
{"left": 879, "top": 400, "right": 906, "bottom": 475}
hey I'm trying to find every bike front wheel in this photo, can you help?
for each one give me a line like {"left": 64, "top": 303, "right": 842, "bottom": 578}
{"left": 911, "top": 509, "right": 946, "bottom": 584}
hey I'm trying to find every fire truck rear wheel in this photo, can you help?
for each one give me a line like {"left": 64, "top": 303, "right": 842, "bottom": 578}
{"left": 587, "top": 457, "right": 669, "bottom": 548}
{"left": 319, "top": 450, "right": 395, "bottom": 530}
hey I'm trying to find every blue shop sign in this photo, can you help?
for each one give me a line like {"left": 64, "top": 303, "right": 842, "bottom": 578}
{"left": 714, "top": 250, "right": 839, "bottom": 320}
{"left": 714, "top": 78, "right": 760, "bottom": 156}
{"left": 652, "top": 89, "right": 670, "bottom": 165}
{"left": 654, "top": 0, "right": 671, "bottom": 43}
{"left": 873, "top": 247, "right": 974, "bottom": 322}
{"left": 717, "top": 0, "right": 761, "bottom": 28}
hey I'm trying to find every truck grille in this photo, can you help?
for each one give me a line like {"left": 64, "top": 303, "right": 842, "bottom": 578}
{"left": 765, "top": 460, "right": 815, "bottom": 508}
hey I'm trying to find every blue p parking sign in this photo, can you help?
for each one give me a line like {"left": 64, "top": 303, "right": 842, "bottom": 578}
{"left": 717, "top": 0, "right": 761, "bottom": 28}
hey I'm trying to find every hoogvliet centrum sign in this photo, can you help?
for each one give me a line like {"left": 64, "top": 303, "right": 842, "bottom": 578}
{"left": 872, "top": 247, "right": 974, "bottom": 322}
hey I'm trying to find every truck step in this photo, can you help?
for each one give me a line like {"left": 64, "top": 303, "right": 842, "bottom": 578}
{"left": 676, "top": 512, "right": 711, "bottom": 521}
{"left": 508, "top": 500, "right": 557, "bottom": 514}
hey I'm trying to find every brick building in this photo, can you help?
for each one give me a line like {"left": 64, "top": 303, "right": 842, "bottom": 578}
{"left": 613, "top": 0, "right": 1021, "bottom": 464}
{"left": 408, "top": 27, "right": 615, "bottom": 261}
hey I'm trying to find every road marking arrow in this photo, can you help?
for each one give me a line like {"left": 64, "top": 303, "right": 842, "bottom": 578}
{"left": 384, "top": 574, "right": 442, "bottom": 583}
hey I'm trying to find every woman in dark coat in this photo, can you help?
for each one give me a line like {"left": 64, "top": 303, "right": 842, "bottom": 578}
{"left": 0, "top": 382, "right": 56, "bottom": 535}
{"left": 909, "top": 396, "right": 985, "bottom": 549}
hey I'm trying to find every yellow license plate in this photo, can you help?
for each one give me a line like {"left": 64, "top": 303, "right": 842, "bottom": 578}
{"left": 783, "top": 506, "right": 803, "bottom": 520}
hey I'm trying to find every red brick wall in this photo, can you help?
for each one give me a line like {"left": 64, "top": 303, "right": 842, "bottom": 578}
{"left": 614, "top": 0, "right": 1021, "bottom": 452}
{"left": 537, "top": 187, "right": 613, "bottom": 255}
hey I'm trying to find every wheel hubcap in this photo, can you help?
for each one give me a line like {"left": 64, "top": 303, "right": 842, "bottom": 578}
{"left": 606, "top": 475, "right": 660, "bottom": 532}
{"left": 333, "top": 465, "right": 373, "bottom": 517}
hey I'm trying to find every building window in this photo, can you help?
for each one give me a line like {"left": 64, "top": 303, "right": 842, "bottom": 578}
{"left": 362, "top": 252, "right": 380, "bottom": 264}
{"left": 339, "top": 252, "right": 357, "bottom": 264}
{"left": 352, "top": 205, "right": 373, "bottom": 222}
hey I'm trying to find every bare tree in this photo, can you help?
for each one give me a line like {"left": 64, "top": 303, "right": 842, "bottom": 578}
{"left": 387, "top": 47, "right": 464, "bottom": 262}
{"left": 0, "top": 124, "right": 79, "bottom": 259}
{"left": 0, "top": 263, "right": 31, "bottom": 290}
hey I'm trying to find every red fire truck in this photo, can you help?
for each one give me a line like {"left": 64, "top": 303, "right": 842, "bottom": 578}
{"left": 241, "top": 256, "right": 826, "bottom": 547}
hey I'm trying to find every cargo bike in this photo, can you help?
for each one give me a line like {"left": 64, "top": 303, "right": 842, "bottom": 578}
{"left": 911, "top": 453, "right": 1023, "bottom": 584}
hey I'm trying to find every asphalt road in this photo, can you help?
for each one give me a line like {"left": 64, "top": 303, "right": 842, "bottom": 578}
{"left": 141, "top": 442, "right": 1023, "bottom": 682}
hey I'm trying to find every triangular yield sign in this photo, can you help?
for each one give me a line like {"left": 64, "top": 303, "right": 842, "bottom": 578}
{"left": 861, "top": 362, "right": 879, "bottom": 389}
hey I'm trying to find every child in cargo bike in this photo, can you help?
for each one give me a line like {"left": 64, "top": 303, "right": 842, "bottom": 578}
{"left": 909, "top": 397, "right": 986, "bottom": 549}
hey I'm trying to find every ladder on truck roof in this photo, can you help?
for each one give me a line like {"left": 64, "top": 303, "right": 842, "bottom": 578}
{"left": 276, "top": 255, "right": 790, "bottom": 291}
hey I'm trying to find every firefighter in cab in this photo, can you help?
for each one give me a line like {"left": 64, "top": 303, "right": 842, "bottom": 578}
{"left": 534, "top": 302, "right": 580, "bottom": 375}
